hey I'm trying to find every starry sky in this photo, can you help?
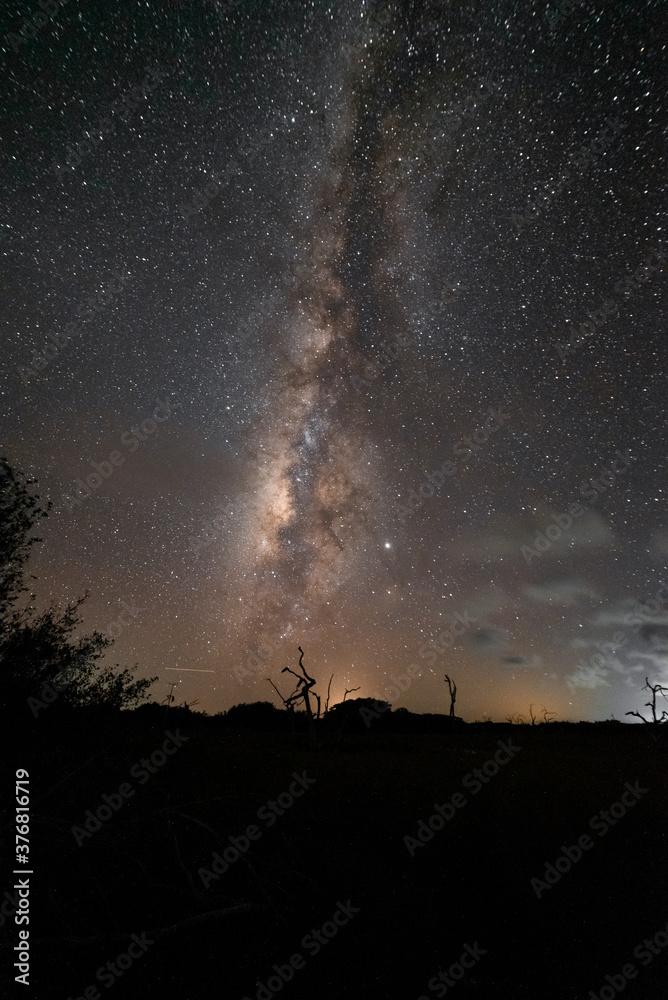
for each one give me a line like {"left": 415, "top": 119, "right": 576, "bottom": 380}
{"left": 2, "top": 0, "right": 667, "bottom": 721}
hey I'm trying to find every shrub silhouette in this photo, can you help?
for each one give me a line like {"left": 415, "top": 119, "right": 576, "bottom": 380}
{"left": 224, "top": 700, "right": 285, "bottom": 729}
{"left": 0, "top": 456, "right": 156, "bottom": 717}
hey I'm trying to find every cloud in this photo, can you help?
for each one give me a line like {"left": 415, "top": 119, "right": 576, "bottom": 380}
{"left": 523, "top": 576, "right": 598, "bottom": 605}
{"left": 458, "top": 510, "right": 616, "bottom": 564}
{"left": 462, "top": 524, "right": 530, "bottom": 562}
{"left": 501, "top": 653, "right": 541, "bottom": 668}
{"left": 467, "top": 627, "right": 506, "bottom": 653}
{"left": 593, "top": 598, "right": 668, "bottom": 630}
{"left": 466, "top": 624, "right": 541, "bottom": 669}
{"left": 626, "top": 652, "right": 668, "bottom": 678}
{"left": 566, "top": 663, "right": 610, "bottom": 691}
{"left": 636, "top": 623, "right": 668, "bottom": 649}
{"left": 567, "top": 510, "right": 617, "bottom": 550}
{"left": 465, "top": 585, "right": 514, "bottom": 615}
{"left": 650, "top": 530, "right": 668, "bottom": 559}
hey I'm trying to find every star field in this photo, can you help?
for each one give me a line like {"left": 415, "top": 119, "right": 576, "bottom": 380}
{"left": 2, "top": 0, "right": 667, "bottom": 720}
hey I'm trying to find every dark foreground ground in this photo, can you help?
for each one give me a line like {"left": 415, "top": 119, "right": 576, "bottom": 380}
{"left": 3, "top": 706, "right": 668, "bottom": 999}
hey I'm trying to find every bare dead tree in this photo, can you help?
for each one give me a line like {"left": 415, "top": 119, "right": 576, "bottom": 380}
{"left": 324, "top": 674, "right": 334, "bottom": 715}
{"left": 343, "top": 686, "right": 360, "bottom": 702}
{"left": 179, "top": 699, "right": 199, "bottom": 712}
{"left": 529, "top": 704, "right": 536, "bottom": 726}
{"left": 163, "top": 683, "right": 177, "bottom": 705}
{"left": 444, "top": 674, "right": 457, "bottom": 718}
{"left": 542, "top": 707, "right": 555, "bottom": 724}
{"left": 625, "top": 677, "right": 668, "bottom": 724}
{"left": 267, "top": 678, "right": 293, "bottom": 712}
{"left": 281, "top": 646, "right": 317, "bottom": 716}
{"left": 162, "top": 682, "right": 177, "bottom": 727}
{"left": 281, "top": 646, "right": 320, "bottom": 744}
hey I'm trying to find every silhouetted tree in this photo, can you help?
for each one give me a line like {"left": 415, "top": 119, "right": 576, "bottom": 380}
{"left": 225, "top": 701, "right": 284, "bottom": 729}
{"left": 0, "top": 457, "right": 49, "bottom": 617}
{"left": 444, "top": 674, "right": 457, "bottom": 718}
{"left": 331, "top": 696, "right": 392, "bottom": 733}
{"left": 324, "top": 673, "right": 334, "bottom": 714}
{"left": 281, "top": 646, "right": 318, "bottom": 714}
{"left": 625, "top": 677, "right": 668, "bottom": 724}
{"left": 279, "top": 646, "right": 322, "bottom": 744}
{"left": 0, "top": 457, "right": 156, "bottom": 716}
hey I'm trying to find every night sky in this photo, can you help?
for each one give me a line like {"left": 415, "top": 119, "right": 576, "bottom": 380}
{"left": 2, "top": 0, "right": 667, "bottom": 722}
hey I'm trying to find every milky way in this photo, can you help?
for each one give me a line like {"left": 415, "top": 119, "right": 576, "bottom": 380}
{"left": 232, "top": 8, "right": 410, "bottom": 641}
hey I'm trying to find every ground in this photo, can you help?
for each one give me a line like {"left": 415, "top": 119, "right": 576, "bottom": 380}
{"left": 7, "top": 711, "right": 668, "bottom": 999}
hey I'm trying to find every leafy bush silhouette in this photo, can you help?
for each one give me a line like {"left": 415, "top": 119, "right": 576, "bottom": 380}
{"left": 0, "top": 456, "right": 156, "bottom": 717}
{"left": 224, "top": 700, "right": 286, "bottom": 729}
